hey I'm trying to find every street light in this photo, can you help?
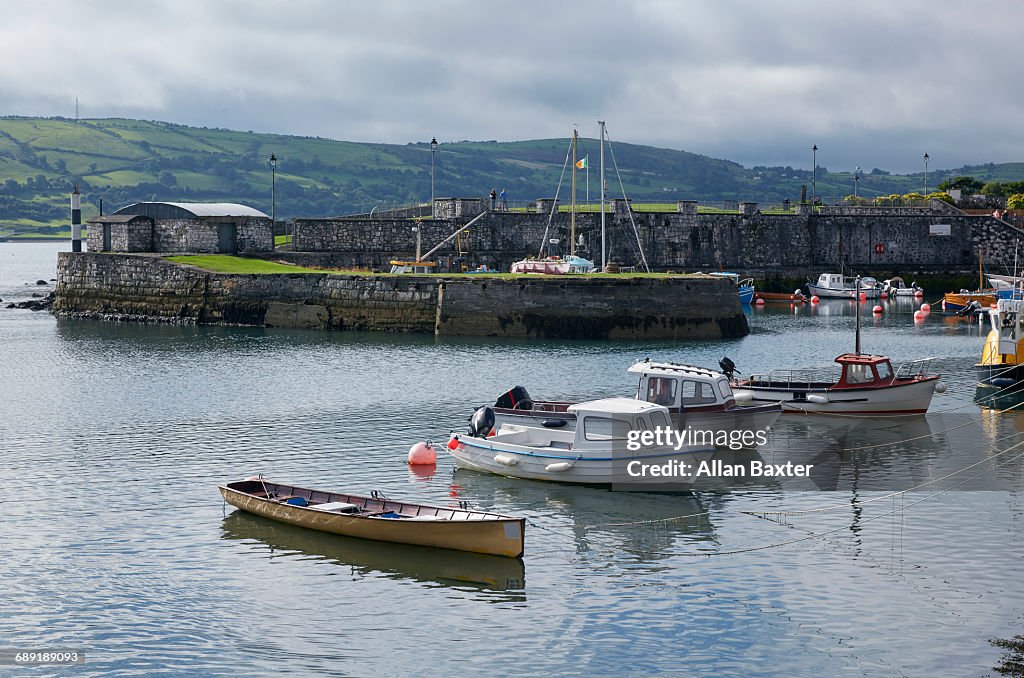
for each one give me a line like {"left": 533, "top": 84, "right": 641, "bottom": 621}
{"left": 854, "top": 166, "right": 860, "bottom": 198}
{"left": 923, "top": 153, "right": 930, "bottom": 195}
{"left": 430, "top": 137, "right": 438, "bottom": 218}
{"left": 269, "top": 153, "right": 277, "bottom": 247}
{"left": 811, "top": 144, "right": 817, "bottom": 205}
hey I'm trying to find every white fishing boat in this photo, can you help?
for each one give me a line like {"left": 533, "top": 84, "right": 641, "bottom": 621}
{"left": 807, "top": 273, "right": 881, "bottom": 299}
{"left": 882, "top": 276, "right": 923, "bottom": 297}
{"left": 488, "top": 359, "right": 781, "bottom": 438}
{"left": 448, "top": 398, "right": 715, "bottom": 485}
{"left": 731, "top": 354, "right": 942, "bottom": 414}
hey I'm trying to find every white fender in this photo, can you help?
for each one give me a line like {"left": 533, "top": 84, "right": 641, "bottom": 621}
{"left": 732, "top": 390, "right": 754, "bottom": 403}
{"left": 806, "top": 394, "right": 829, "bottom": 404}
{"left": 545, "top": 462, "right": 574, "bottom": 473}
{"left": 934, "top": 381, "right": 947, "bottom": 394}
{"left": 493, "top": 454, "right": 519, "bottom": 466}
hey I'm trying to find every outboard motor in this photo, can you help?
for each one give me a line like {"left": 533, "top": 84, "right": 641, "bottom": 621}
{"left": 469, "top": 406, "right": 496, "bottom": 437}
{"left": 956, "top": 300, "right": 982, "bottom": 318}
{"left": 719, "top": 356, "right": 739, "bottom": 379}
{"left": 495, "top": 385, "right": 533, "bottom": 410}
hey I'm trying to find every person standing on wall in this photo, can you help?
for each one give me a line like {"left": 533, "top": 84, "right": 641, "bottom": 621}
{"left": 499, "top": 188, "right": 507, "bottom": 211}
{"left": 490, "top": 188, "right": 497, "bottom": 210}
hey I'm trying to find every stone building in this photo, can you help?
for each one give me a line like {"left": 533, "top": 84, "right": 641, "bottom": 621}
{"left": 86, "top": 202, "right": 273, "bottom": 254}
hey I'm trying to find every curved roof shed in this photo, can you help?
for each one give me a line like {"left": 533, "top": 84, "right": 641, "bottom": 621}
{"left": 113, "top": 202, "right": 269, "bottom": 219}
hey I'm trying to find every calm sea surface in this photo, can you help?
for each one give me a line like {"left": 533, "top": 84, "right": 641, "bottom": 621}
{"left": 2, "top": 242, "right": 1023, "bottom": 676}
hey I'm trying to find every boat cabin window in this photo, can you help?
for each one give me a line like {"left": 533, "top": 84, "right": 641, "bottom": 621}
{"left": 845, "top": 364, "right": 876, "bottom": 384}
{"left": 681, "top": 379, "right": 718, "bottom": 405}
{"left": 644, "top": 377, "right": 677, "bottom": 406}
{"left": 875, "top": 361, "right": 893, "bottom": 381}
{"left": 715, "top": 377, "right": 732, "bottom": 400}
{"left": 582, "top": 416, "right": 629, "bottom": 441}
{"left": 649, "top": 411, "right": 670, "bottom": 429}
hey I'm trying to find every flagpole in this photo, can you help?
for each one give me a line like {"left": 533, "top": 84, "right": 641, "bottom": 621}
{"left": 599, "top": 121, "right": 606, "bottom": 271}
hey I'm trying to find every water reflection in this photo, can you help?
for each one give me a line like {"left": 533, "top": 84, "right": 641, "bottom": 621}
{"left": 221, "top": 511, "right": 526, "bottom": 596}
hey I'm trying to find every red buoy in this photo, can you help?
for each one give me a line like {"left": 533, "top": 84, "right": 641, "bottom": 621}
{"left": 810, "top": 295, "right": 820, "bottom": 304}
{"left": 859, "top": 292, "right": 867, "bottom": 301}
{"left": 920, "top": 303, "right": 931, "bottom": 312}
{"left": 872, "top": 305, "right": 883, "bottom": 314}
{"left": 446, "top": 437, "right": 460, "bottom": 451}
{"left": 755, "top": 298, "right": 765, "bottom": 305}
{"left": 408, "top": 441, "right": 437, "bottom": 465}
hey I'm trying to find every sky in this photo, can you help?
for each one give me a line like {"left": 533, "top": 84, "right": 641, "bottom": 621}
{"left": 3, "top": 0, "right": 1022, "bottom": 174}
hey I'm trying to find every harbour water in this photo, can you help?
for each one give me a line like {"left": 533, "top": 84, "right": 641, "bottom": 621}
{"left": 3, "top": 242, "right": 1024, "bottom": 676}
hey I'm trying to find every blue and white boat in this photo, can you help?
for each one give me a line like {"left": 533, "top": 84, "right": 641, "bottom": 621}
{"left": 709, "top": 272, "right": 755, "bottom": 305}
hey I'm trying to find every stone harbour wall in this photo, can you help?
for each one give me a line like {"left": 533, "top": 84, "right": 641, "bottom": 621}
{"left": 290, "top": 208, "right": 1024, "bottom": 276}
{"left": 53, "top": 253, "right": 748, "bottom": 340}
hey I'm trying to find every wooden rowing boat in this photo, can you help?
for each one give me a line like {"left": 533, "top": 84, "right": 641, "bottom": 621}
{"left": 219, "top": 478, "right": 525, "bottom": 558}
{"left": 754, "top": 291, "right": 807, "bottom": 303}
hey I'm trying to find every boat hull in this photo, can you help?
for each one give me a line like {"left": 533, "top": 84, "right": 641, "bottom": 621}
{"left": 755, "top": 292, "right": 806, "bottom": 303}
{"left": 807, "top": 284, "right": 880, "bottom": 299}
{"left": 944, "top": 292, "right": 997, "bottom": 311}
{"left": 219, "top": 481, "right": 524, "bottom": 558}
{"left": 975, "top": 362, "right": 1024, "bottom": 390}
{"left": 449, "top": 437, "right": 715, "bottom": 486}
{"left": 739, "top": 285, "right": 755, "bottom": 305}
{"left": 733, "top": 377, "right": 939, "bottom": 414}
{"left": 492, "top": 402, "right": 781, "bottom": 441}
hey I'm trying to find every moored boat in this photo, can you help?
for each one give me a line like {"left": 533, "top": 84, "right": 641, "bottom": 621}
{"left": 882, "top": 276, "right": 923, "bottom": 297}
{"left": 807, "top": 273, "right": 881, "bottom": 299}
{"left": 219, "top": 477, "right": 525, "bottom": 558}
{"left": 976, "top": 297, "right": 1024, "bottom": 390}
{"left": 448, "top": 397, "right": 716, "bottom": 485}
{"left": 754, "top": 290, "right": 807, "bottom": 303}
{"left": 488, "top": 359, "right": 781, "bottom": 438}
{"left": 709, "top": 272, "right": 755, "bottom": 305}
{"left": 730, "top": 354, "right": 942, "bottom": 414}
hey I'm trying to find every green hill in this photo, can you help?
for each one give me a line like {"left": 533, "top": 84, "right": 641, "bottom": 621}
{"left": 0, "top": 115, "right": 1021, "bottom": 235}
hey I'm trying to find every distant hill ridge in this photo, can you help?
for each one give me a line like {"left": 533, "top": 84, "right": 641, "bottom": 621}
{"left": 0, "top": 115, "right": 1022, "bottom": 232}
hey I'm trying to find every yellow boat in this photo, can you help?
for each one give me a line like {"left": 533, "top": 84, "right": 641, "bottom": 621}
{"left": 219, "top": 477, "right": 525, "bottom": 558}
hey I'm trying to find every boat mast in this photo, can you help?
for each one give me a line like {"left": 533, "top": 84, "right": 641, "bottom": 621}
{"left": 855, "top": 275, "right": 861, "bottom": 355}
{"left": 600, "top": 120, "right": 606, "bottom": 270}
{"left": 571, "top": 128, "right": 577, "bottom": 257}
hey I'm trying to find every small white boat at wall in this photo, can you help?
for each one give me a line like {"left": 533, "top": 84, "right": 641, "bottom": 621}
{"left": 448, "top": 398, "right": 715, "bottom": 485}
{"left": 510, "top": 255, "right": 595, "bottom": 275}
{"left": 807, "top": 273, "right": 881, "bottom": 299}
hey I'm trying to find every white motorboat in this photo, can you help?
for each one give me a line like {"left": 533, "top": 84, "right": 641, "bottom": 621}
{"left": 807, "top": 273, "right": 881, "bottom": 299}
{"left": 488, "top": 359, "right": 781, "bottom": 439}
{"left": 448, "top": 398, "right": 715, "bottom": 485}
{"left": 882, "top": 276, "right": 923, "bottom": 297}
{"left": 510, "top": 255, "right": 595, "bottom": 275}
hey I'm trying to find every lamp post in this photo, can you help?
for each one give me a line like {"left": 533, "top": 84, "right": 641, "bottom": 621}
{"left": 923, "top": 153, "right": 930, "bottom": 195}
{"left": 854, "top": 166, "right": 860, "bottom": 198}
{"left": 811, "top": 144, "right": 817, "bottom": 206}
{"left": 269, "top": 153, "right": 278, "bottom": 247}
{"left": 430, "top": 137, "right": 438, "bottom": 218}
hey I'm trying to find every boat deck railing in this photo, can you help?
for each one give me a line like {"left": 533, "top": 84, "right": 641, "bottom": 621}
{"left": 746, "top": 367, "right": 840, "bottom": 388}
{"left": 894, "top": 357, "right": 936, "bottom": 380}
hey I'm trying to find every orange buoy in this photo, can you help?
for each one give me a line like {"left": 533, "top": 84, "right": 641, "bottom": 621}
{"left": 920, "top": 303, "right": 931, "bottom": 312}
{"left": 408, "top": 441, "right": 437, "bottom": 465}
{"left": 872, "top": 305, "right": 883, "bottom": 314}
{"left": 446, "top": 437, "right": 460, "bottom": 450}
{"left": 810, "top": 295, "right": 820, "bottom": 304}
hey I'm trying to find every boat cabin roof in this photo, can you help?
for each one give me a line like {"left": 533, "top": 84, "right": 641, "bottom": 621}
{"left": 566, "top": 397, "right": 669, "bottom": 417}
{"left": 834, "top": 353, "right": 892, "bottom": 366}
{"left": 626, "top": 359, "right": 723, "bottom": 380}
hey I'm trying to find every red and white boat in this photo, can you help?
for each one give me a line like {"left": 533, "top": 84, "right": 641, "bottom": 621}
{"left": 729, "top": 353, "right": 943, "bottom": 414}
